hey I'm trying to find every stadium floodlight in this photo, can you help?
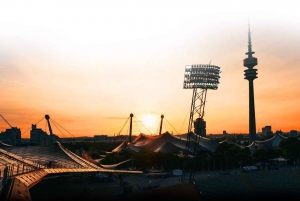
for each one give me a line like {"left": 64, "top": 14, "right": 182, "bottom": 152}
{"left": 182, "top": 63, "right": 221, "bottom": 182}
{"left": 183, "top": 64, "right": 221, "bottom": 89}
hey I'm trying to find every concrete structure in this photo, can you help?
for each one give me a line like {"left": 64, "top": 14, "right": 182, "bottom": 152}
{"left": 243, "top": 24, "right": 258, "bottom": 145}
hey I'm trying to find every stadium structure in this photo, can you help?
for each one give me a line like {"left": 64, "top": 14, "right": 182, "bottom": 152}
{"left": 112, "top": 131, "right": 220, "bottom": 154}
{"left": 0, "top": 115, "right": 143, "bottom": 201}
{"left": 111, "top": 112, "right": 221, "bottom": 155}
{"left": 247, "top": 131, "right": 288, "bottom": 151}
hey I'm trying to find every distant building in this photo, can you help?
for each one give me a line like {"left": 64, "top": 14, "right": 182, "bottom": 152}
{"left": 76, "top": 136, "right": 94, "bottom": 142}
{"left": 289, "top": 130, "right": 298, "bottom": 137}
{"left": 30, "top": 124, "right": 48, "bottom": 144}
{"left": 0, "top": 127, "right": 21, "bottom": 146}
{"left": 262, "top": 126, "right": 273, "bottom": 137}
{"left": 94, "top": 135, "right": 108, "bottom": 141}
{"left": 30, "top": 124, "right": 59, "bottom": 145}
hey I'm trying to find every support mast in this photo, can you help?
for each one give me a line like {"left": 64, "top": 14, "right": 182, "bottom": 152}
{"left": 45, "top": 115, "right": 53, "bottom": 144}
{"left": 129, "top": 113, "right": 133, "bottom": 143}
{"left": 159, "top": 115, "right": 164, "bottom": 135}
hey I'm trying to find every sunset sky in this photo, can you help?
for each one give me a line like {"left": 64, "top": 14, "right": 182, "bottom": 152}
{"left": 0, "top": 0, "right": 299, "bottom": 138}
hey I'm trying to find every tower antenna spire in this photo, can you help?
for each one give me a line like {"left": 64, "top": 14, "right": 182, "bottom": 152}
{"left": 246, "top": 22, "right": 255, "bottom": 59}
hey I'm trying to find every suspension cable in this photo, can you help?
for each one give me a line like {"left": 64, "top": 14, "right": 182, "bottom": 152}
{"left": 133, "top": 119, "right": 142, "bottom": 134}
{"left": 50, "top": 118, "right": 75, "bottom": 138}
{"left": 179, "top": 110, "right": 190, "bottom": 134}
{"left": 126, "top": 123, "right": 130, "bottom": 135}
{"left": 22, "top": 117, "right": 45, "bottom": 136}
{"left": 165, "top": 118, "right": 179, "bottom": 135}
{"left": 164, "top": 121, "right": 167, "bottom": 133}
{"left": 133, "top": 116, "right": 152, "bottom": 135}
{"left": 118, "top": 117, "right": 130, "bottom": 135}
{"left": 153, "top": 118, "right": 160, "bottom": 135}
{"left": 45, "top": 120, "right": 48, "bottom": 134}
{"left": 50, "top": 119, "right": 66, "bottom": 138}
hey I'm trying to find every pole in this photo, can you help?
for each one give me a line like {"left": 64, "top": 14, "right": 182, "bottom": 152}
{"left": 129, "top": 113, "right": 133, "bottom": 143}
{"left": 159, "top": 115, "right": 164, "bottom": 135}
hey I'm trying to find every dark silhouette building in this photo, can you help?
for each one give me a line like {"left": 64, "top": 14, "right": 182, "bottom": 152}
{"left": 30, "top": 124, "right": 48, "bottom": 144}
{"left": 262, "top": 125, "right": 273, "bottom": 137}
{"left": 243, "top": 24, "right": 258, "bottom": 145}
{"left": 289, "top": 130, "right": 298, "bottom": 137}
{"left": 0, "top": 127, "right": 21, "bottom": 146}
{"left": 30, "top": 124, "right": 59, "bottom": 145}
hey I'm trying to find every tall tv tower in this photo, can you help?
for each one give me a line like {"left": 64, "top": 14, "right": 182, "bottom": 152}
{"left": 243, "top": 24, "right": 258, "bottom": 145}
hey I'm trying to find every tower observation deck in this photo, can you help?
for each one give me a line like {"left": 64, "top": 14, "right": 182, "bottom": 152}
{"left": 243, "top": 25, "right": 258, "bottom": 145}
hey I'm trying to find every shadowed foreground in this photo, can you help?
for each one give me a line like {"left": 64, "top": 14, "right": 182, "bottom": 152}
{"left": 29, "top": 175, "right": 202, "bottom": 201}
{"left": 27, "top": 167, "right": 300, "bottom": 201}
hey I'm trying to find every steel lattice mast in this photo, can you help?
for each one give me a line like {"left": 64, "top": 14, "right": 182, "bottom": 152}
{"left": 243, "top": 24, "right": 258, "bottom": 145}
{"left": 183, "top": 88, "right": 208, "bottom": 181}
{"left": 181, "top": 64, "right": 221, "bottom": 182}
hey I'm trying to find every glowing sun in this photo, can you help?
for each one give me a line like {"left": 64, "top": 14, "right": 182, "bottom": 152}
{"left": 141, "top": 114, "right": 157, "bottom": 129}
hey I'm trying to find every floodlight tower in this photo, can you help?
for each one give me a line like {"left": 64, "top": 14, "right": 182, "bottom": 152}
{"left": 182, "top": 64, "right": 221, "bottom": 181}
{"left": 243, "top": 25, "right": 258, "bottom": 145}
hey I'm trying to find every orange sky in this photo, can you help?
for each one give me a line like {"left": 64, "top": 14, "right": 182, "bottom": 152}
{"left": 0, "top": 0, "right": 299, "bottom": 138}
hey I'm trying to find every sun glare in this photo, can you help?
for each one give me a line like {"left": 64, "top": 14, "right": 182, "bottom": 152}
{"left": 141, "top": 114, "right": 157, "bottom": 129}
